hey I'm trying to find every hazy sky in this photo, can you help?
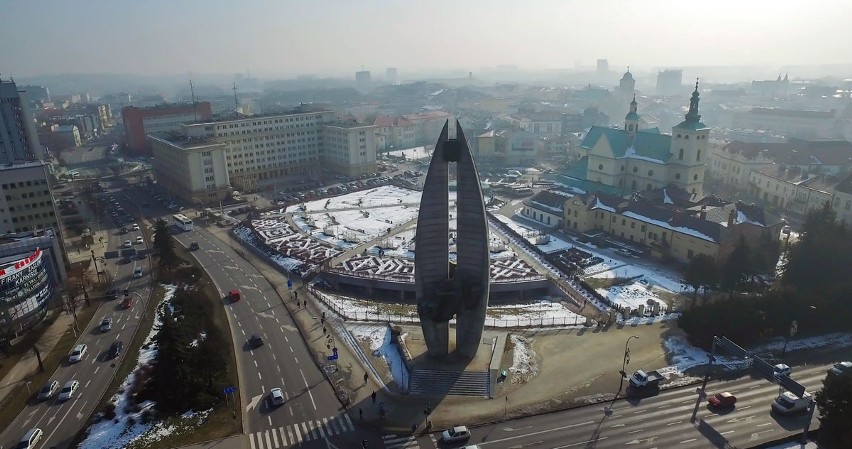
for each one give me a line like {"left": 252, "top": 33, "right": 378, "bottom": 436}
{"left": 2, "top": 0, "right": 851, "bottom": 77}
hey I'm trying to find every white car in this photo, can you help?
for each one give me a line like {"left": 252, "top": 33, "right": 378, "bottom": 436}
{"left": 771, "top": 391, "right": 811, "bottom": 414}
{"left": 68, "top": 344, "right": 87, "bottom": 363}
{"left": 135, "top": 236, "right": 143, "bottom": 244}
{"left": 442, "top": 426, "right": 471, "bottom": 443}
{"left": 99, "top": 317, "right": 113, "bottom": 332}
{"left": 773, "top": 363, "right": 792, "bottom": 377}
{"left": 58, "top": 380, "right": 79, "bottom": 401}
{"left": 123, "top": 240, "right": 132, "bottom": 248}
{"left": 37, "top": 380, "right": 60, "bottom": 401}
{"left": 270, "top": 388, "right": 285, "bottom": 406}
{"left": 131, "top": 223, "right": 140, "bottom": 231}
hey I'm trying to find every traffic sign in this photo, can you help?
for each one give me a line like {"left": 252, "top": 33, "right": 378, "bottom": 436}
{"left": 287, "top": 280, "right": 293, "bottom": 289}
{"left": 223, "top": 386, "right": 236, "bottom": 394}
{"left": 327, "top": 354, "right": 338, "bottom": 361}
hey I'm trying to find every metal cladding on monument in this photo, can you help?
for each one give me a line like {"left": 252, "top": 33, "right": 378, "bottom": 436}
{"left": 415, "top": 120, "right": 490, "bottom": 359}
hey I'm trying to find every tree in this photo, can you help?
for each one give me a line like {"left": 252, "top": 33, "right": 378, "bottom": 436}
{"left": 153, "top": 219, "right": 178, "bottom": 271}
{"left": 683, "top": 254, "right": 717, "bottom": 299}
{"left": 816, "top": 372, "right": 852, "bottom": 447}
{"left": 784, "top": 202, "right": 851, "bottom": 293}
{"left": 721, "top": 238, "right": 751, "bottom": 299}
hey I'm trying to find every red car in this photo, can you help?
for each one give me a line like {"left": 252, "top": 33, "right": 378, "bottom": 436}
{"left": 229, "top": 289, "right": 241, "bottom": 302}
{"left": 708, "top": 391, "right": 737, "bottom": 408}
{"left": 121, "top": 296, "right": 133, "bottom": 309}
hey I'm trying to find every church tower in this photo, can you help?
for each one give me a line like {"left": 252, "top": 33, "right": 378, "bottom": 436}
{"left": 669, "top": 79, "right": 708, "bottom": 197}
{"left": 624, "top": 94, "right": 639, "bottom": 135}
{"left": 619, "top": 67, "right": 635, "bottom": 95}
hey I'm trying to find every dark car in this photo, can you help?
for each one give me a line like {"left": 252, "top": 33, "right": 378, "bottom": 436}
{"left": 708, "top": 392, "right": 737, "bottom": 409}
{"left": 189, "top": 242, "right": 199, "bottom": 251}
{"left": 106, "top": 288, "right": 118, "bottom": 301}
{"left": 249, "top": 334, "right": 264, "bottom": 348}
{"left": 107, "top": 340, "right": 123, "bottom": 359}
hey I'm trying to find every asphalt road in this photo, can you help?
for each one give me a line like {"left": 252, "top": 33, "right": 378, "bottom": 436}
{"left": 116, "top": 182, "right": 380, "bottom": 449}
{"left": 0, "top": 192, "right": 153, "bottom": 449}
{"left": 425, "top": 364, "right": 830, "bottom": 449}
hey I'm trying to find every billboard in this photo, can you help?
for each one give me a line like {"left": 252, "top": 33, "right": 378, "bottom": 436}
{"left": 0, "top": 249, "right": 53, "bottom": 321}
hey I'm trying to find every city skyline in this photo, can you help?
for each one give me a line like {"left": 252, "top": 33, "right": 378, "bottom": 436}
{"left": 2, "top": 0, "right": 852, "bottom": 78}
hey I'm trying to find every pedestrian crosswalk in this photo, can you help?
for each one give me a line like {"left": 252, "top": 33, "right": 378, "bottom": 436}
{"left": 248, "top": 413, "right": 354, "bottom": 449}
{"left": 382, "top": 433, "right": 420, "bottom": 449}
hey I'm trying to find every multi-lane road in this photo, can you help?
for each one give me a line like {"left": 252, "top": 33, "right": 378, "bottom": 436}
{"left": 116, "top": 183, "right": 379, "bottom": 449}
{"left": 0, "top": 189, "right": 153, "bottom": 449}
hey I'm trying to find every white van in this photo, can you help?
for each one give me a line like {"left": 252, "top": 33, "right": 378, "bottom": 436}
{"left": 19, "top": 427, "right": 43, "bottom": 449}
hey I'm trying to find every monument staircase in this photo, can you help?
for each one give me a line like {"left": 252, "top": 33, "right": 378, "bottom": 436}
{"left": 408, "top": 368, "right": 490, "bottom": 397}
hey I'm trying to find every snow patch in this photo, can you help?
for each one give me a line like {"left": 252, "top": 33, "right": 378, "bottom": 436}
{"left": 509, "top": 335, "right": 537, "bottom": 383}
{"left": 350, "top": 325, "right": 410, "bottom": 390}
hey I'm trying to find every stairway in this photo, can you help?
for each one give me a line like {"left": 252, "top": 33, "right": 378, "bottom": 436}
{"left": 408, "top": 368, "right": 490, "bottom": 397}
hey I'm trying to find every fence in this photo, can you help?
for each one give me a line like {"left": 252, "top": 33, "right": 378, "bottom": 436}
{"left": 310, "top": 286, "right": 586, "bottom": 328}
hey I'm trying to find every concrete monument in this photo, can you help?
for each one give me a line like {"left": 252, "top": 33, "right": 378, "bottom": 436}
{"left": 415, "top": 121, "right": 490, "bottom": 359}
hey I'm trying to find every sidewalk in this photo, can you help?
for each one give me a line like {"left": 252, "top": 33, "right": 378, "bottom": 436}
{"left": 0, "top": 312, "right": 75, "bottom": 405}
{"left": 175, "top": 435, "right": 246, "bottom": 449}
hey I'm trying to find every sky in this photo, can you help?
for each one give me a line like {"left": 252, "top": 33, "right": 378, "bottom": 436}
{"left": 2, "top": 0, "right": 852, "bottom": 78}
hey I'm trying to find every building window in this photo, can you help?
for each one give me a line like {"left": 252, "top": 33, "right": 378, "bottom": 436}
{"left": 620, "top": 165, "right": 625, "bottom": 172}
{"left": 675, "top": 173, "right": 681, "bottom": 180}
{"left": 598, "top": 164, "right": 603, "bottom": 170}
{"left": 632, "top": 166, "right": 638, "bottom": 173}
{"left": 687, "top": 249, "right": 694, "bottom": 259}
{"left": 648, "top": 170, "right": 654, "bottom": 177}
{"left": 678, "top": 148, "right": 684, "bottom": 160}
{"left": 697, "top": 150, "right": 701, "bottom": 161}
{"left": 694, "top": 174, "right": 699, "bottom": 181}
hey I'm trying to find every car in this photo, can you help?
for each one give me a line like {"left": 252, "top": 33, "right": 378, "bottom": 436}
{"left": 106, "top": 288, "right": 118, "bottom": 300}
{"left": 189, "top": 242, "right": 199, "bottom": 251}
{"left": 249, "top": 334, "right": 264, "bottom": 348}
{"left": 133, "top": 266, "right": 143, "bottom": 278}
{"left": 442, "top": 426, "right": 471, "bottom": 443}
{"left": 229, "top": 289, "right": 241, "bottom": 302}
{"left": 135, "top": 236, "right": 143, "bottom": 244}
{"left": 131, "top": 223, "right": 140, "bottom": 231}
{"left": 17, "top": 428, "right": 43, "bottom": 449}
{"left": 36, "top": 380, "right": 60, "bottom": 401}
{"left": 119, "top": 227, "right": 128, "bottom": 234}
{"left": 120, "top": 255, "right": 132, "bottom": 265}
{"left": 68, "top": 344, "right": 87, "bottom": 363}
{"left": 121, "top": 296, "right": 133, "bottom": 309}
{"left": 107, "top": 340, "right": 124, "bottom": 359}
{"left": 270, "top": 387, "right": 285, "bottom": 406}
{"left": 57, "top": 380, "right": 80, "bottom": 401}
{"left": 773, "top": 363, "right": 792, "bottom": 377}
{"left": 123, "top": 240, "right": 132, "bottom": 248}
{"left": 99, "top": 317, "right": 113, "bottom": 332}
{"left": 138, "top": 252, "right": 148, "bottom": 259}
{"left": 771, "top": 391, "right": 812, "bottom": 414}
{"left": 708, "top": 391, "right": 737, "bottom": 408}
{"left": 828, "top": 361, "right": 852, "bottom": 376}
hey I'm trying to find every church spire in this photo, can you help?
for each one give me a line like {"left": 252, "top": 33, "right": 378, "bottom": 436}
{"left": 684, "top": 78, "right": 701, "bottom": 124}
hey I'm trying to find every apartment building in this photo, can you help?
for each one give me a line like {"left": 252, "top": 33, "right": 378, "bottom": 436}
{"left": 0, "top": 161, "right": 60, "bottom": 234}
{"left": 0, "top": 78, "right": 42, "bottom": 163}
{"left": 150, "top": 135, "right": 231, "bottom": 205}
{"left": 321, "top": 122, "right": 377, "bottom": 177}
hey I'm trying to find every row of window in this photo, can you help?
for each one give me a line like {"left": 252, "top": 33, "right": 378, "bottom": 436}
{"left": 1, "top": 180, "right": 48, "bottom": 189}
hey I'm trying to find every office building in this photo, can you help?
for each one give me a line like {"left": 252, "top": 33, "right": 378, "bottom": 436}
{"left": 149, "top": 135, "right": 231, "bottom": 205}
{"left": 656, "top": 69, "right": 683, "bottom": 96}
{"left": 0, "top": 161, "right": 60, "bottom": 235}
{"left": 122, "top": 102, "right": 212, "bottom": 153}
{"left": 385, "top": 67, "right": 398, "bottom": 84}
{"left": 596, "top": 59, "right": 609, "bottom": 74}
{"left": 321, "top": 121, "right": 377, "bottom": 177}
{"left": 0, "top": 78, "right": 43, "bottom": 163}
{"left": 355, "top": 71, "right": 371, "bottom": 90}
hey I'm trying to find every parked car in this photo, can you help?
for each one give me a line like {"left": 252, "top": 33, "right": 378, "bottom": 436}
{"left": 123, "top": 240, "right": 132, "bottom": 248}
{"left": 249, "top": 334, "right": 264, "bottom": 348}
{"left": 131, "top": 223, "right": 140, "bottom": 231}
{"left": 37, "top": 380, "right": 60, "bottom": 401}
{"left": 773, "top": 364, "right": 792, "bottom": 377}
{"left": 771, "top": 391, "right": 811, "bottom": 414}
{"left": 708, "top": 391, "right": 737, "bottom": 409}
{"left": 68, "top": 344, "right": 87, "bottom": 363}
{"left": 270, "top": 387, "right": 285, "bottom": 406}
{"left": 99, "top": 317, "right": 113, "bottom": 332}
{"left": 135, "top": 236, "right": 143, "bottom": 245}
{"left": 107, "top": 340, "right": 124, "bottom": 359}
{"left": 17, "top": 428, "right": 43, "bottom": 449}
{"left": 828, "top": 361, "right": 852, "bottom": 376}
{"left": 58, "top": 380, "right": 80, "bottom": 401}
{"left": 442, "top": 426, "right": 471, "bottom": 443}
{"left": 133, "top": 266, "right": 143, "bottom": 278}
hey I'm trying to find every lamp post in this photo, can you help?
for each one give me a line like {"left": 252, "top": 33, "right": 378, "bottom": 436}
{"left": 620, "top": 335, "right": 640, "bottom": 383}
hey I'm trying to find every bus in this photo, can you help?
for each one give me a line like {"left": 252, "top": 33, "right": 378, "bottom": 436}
{"left": 173, "top": 214, "right": 194, "bottom": 232}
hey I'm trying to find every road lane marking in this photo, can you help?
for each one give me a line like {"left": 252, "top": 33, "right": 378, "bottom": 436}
{"left": 268, "top": 416, "right": 272, "bottom": 426}
{"left": 300, "top": 368, "right": 317, "bottom": 410}
{"left": 666, "top": 420, "right": 682, "bottom": 426}
{"left": 289, "top": 346, "right": 294, "bottom": 353}
{"left": 258, "top": 372, "right": 262, "bottom": 380}
{"left": 757, "top": 422, "right": 772, "bottom": 427}
{"left": 680, "top": 438, "right": 697, "bottom": 443}
{"left": 254, "top": 360, "right": 258, "bottom": 367}
{"left": 633, "top": 409, "right": 648, "bottom": 414}
{"left": 629, "top": 429, "right": 643, "bottom": 433}
{"left": 94, "top": 366, "right": 100, "bottom": 375}
{"left": 85, "top": 380, "right": 92, "bottom": 388}
{"left": 553, "top": 437, "right": 608, "bottom": 448}
{"left": 720, "top": 430, "right": 735, "bottom": 435}
{"left": 739, "top": 405, "right": 752, "bottom": 410}
{"left": 475, "top": 421, "right": 595, "bottom": 446}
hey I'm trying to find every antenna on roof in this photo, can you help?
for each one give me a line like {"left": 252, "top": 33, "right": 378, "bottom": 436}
{"left": 189, "top": 78, "right": 198, "bottom": 122}
{"left": 232, "top": 82, "right": 239, "bottom": 115}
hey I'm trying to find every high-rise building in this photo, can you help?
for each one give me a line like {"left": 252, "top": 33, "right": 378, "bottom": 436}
{"left": 0, "top": 161, "right": 60, "bottom": 234}
{"left": 385, "top": 67, "right": 398, "bottom": 84}
{"left": 149, "top": 135, "right": 231, "bottom": 205}
{"left": 656, "top": 69, "right": 683, "bottom": 96}
{"left": 596, "top": 59, "right": 609, "bottom": 74}
{"left": 122, "top": 102, "right": 213, "bottom": 154}
{"left": 355, "top": 71, "right": 372, "bottom": 90}
{"left": 0, "top": 78, "right": 43, "bottom": 163}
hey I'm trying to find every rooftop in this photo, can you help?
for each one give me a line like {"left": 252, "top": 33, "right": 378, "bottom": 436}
{"left": 150, "top": 133, "right": 224, "bottom": 149}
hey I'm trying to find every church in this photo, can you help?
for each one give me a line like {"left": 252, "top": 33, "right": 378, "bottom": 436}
{"left": 581, "top": 81, "right": 708, "bottom": 198}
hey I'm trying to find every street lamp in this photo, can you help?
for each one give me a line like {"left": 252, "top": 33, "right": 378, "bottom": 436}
{"left": 620, "top": 335, "right": 640, "bottom": 381}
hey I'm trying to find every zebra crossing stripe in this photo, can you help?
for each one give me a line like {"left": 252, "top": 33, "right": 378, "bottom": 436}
{"left": 271, "top": 428, "right": 279, "bottom": 448}
{"left": 308, "top": 420, "right": 317, "bottom": 439}
{"left": 301, "top": 422, "right": 308, "bottom": 440}
{"left": 284, "top": 426, "right": 293, "bottom": 444}
{"left": 264, "top": 430, "right": 272, "bottom": 449}
{"left": 249, "top": 432, "right": 257, "bottom": 449}
{"left": 342, "top": 412, "right": 353, "bottom": 431}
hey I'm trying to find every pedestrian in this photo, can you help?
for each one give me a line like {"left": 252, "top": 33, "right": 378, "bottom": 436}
{"left": 323, "top": 326, "right": 326, "bottom": 335}
{"left": 411, "top": 423, "right": 417, "bottom": 433}
{"left": 303, "top": 299, "right": 307, "bottom": 308}
{"left": 322, "top": 311, "right": 326, "bottom": 321}
{"left": 359, "top": 408, "right": 363, "bottom": 420}
{"left": 321, "top": 316, "right": 325, "bottom": 325}
{"left": 371, "top": 391, "right": 376, "bottom": 403}
{"left": 294, "top": 291, "right": 298, "bottom": 300}
{"left": 363, "top": 372, "right": 369, "bottom": 385}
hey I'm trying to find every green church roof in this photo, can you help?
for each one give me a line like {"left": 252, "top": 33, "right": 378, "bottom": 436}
{"left": 581, "top": 126, "right": 672, "bottom": 163}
